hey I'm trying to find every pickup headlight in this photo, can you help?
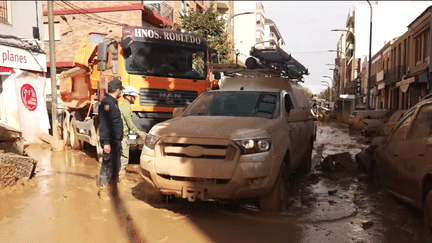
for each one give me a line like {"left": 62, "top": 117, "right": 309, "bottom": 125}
{"left": 144, "top": 133, "right": 161, "bottom": 150}
{"left": 234, "top": 138, "right": 271, "bottom": 154}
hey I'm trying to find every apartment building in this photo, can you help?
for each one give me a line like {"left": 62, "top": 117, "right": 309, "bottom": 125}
{"left": 233, "top": 2, "right": 285, "bottom": 65}
{"left": 370, "top": 6, "right": 431, "bottom": 112}
{"left": 333, "top": 2, "right": 431, "bottom": 119}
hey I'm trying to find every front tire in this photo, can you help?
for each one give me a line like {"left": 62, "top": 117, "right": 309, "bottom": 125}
{"left": 62, "top": 117, "right": 70, "bottom": 146}
{"left": 299, "top": 142, "right": 312, "bottom": 174}
{"left": 259, "top": 163, "right": 289, "bottom": 212}
{"left": 424, "top": 191, "right": 432, "bottom": 233}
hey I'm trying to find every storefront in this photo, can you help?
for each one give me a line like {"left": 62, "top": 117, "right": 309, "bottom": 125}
{"left": 0, "top": 43, "right": 49, "bottom": 144}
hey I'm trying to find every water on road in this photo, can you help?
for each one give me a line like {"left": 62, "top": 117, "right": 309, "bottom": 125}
{"left": 0, "top": 122, "right": 431, "bottom": 243}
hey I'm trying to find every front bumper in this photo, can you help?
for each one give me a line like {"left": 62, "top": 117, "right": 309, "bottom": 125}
{"left": 140, "top": 142, "right": 280, "bottom": 201}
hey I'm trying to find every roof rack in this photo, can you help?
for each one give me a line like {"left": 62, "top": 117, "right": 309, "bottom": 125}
{"left": 211, "top": 46, "right": 309, "bottom": 82}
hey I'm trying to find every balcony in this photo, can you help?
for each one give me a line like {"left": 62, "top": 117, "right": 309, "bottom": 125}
{"left": 268, "top": 32, "right": 277, "bottom": 45}
{"left": 145, "top": 2, "right": 173, "bottom": 23}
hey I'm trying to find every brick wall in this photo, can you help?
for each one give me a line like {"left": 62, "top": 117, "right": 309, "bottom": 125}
{"left": 43, "top": 9, "right": 143, "bottom": 64}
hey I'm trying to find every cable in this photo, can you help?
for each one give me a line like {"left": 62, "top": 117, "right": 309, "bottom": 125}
{"left": 60, "top": 1, "right": 127, "bottom": 26}
{"left": 54, "top": 1, "right": 114, "bottom": 27}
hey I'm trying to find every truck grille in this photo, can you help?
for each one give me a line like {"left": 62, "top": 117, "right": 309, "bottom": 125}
{"left": 139, "top": 88, "right": 198, "bottom": 107}
{"left": 162, "top": 142, "right": 238, "bottom": 161}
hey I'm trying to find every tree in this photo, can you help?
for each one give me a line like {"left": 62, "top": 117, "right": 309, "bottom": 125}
{"left": 318, "top": 88, "right": 332, "bottom": 102}
{"left": 302, "top": 86, "right": 313, "bottom": 99}
{"left": 180, "top": 2, "right": 234, "bottom": 64}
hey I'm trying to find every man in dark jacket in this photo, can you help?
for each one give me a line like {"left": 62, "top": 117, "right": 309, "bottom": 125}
{"left": 97, "top": 78, "right": 124, "bottom": 199}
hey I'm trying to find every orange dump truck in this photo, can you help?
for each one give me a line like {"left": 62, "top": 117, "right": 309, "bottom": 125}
{"left": 59, "top": 26, "right": 214, "bottom": 161}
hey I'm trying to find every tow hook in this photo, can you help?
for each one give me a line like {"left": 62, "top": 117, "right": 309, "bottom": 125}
{"left": 187, "top": 191, "right": 199, "bottom": 202}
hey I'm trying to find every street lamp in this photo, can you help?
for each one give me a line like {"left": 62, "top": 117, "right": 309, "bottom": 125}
{"left": 332, "top": 29, "right": 356, "bottom": 85}
{"left": 326, "top": 63, "right": 339, "bottom": 69}
{"left": 328, "top": 49, "right": 348, "bottom": 98}
{"left": 323, "top": 76, "right": 333, "bottom": 103}
{"left": 229, "top": 11, "right": 254, "bottom": 62}
{"left": 366, "top": 0, "right": 373, "bottom": 110}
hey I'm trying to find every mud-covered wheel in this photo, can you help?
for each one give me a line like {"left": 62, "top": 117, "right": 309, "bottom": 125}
{"left": 259, "top": 163, "right": 289, "bottom": 212}
{"left": 62, "top": 117, "right": 70, "bottom": 146}
{"left": 69, "top": 118, "right": 82, "bottom": 150}
{"left": 424, "top": 191, "right": 432, "bottom": 233}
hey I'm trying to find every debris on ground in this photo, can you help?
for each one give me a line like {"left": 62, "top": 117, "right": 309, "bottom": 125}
{"left": 0, "top": 153, "right": 37, "bottom": 183}
{"left": 0, "top": 123, "right": 25, "bottom": 155}
{"left": 361, "top": 221, "right": 374, "bottom": 230}
{"left": 318, "top": 152, "right": 354, "bottom": 172}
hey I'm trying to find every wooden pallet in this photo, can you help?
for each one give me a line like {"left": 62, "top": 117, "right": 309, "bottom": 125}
{"left": 0, "top": 163, "right": 16, "bottom": 189}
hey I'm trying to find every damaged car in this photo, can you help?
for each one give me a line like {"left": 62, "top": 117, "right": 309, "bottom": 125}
{"left": 370, "top": 97, "right": 432, "bottom": 232}
{"left": 140, "top": 76, "right": 315, "bottom": 211}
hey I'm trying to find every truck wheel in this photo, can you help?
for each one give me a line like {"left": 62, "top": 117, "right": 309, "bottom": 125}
{"left": 424, "top": 191, "right": 432, "bottom": 233}
{"left": 259, "top": 163, "right": 289, "bottom": 212}
{"left": 69, "top": 118, "right": 82, "bottom": 150}
{"left": 62, "top": 117, "right": 70, "bottom": 146}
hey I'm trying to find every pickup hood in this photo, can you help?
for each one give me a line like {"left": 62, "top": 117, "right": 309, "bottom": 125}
{"left": 151, "top": 116, "right": 280, "bottom": 140}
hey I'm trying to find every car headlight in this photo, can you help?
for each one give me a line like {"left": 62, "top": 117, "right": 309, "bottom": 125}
{"left": 234, "top": 138, "right": 271, "bottom": 154}
{"left": 144, "top": 133, "right": 161, "bottom": 150}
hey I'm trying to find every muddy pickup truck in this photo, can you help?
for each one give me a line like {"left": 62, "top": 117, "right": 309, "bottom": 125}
{"left": 139, "top": 76, "right": 315, "bottom": 211}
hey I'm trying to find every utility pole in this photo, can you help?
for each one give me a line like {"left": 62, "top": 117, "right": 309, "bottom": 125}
{"left": 48, "top": 1, "right": 64, "bottom": 151}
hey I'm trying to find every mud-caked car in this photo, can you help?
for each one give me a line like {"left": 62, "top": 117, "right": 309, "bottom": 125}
{"left": 139, "top": 76, "right": 315, "bottom": 211}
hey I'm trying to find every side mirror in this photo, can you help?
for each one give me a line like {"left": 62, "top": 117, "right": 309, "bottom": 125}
{"left": 121, "top": 36, "right": 133, "bottom": 50}
{"left": 173, "top": 107, "right": 186, "bottom": 118}
{"left": 213, "top": 72, "right": 221, "bottom": 80}
{"left": 97, "top": 42, "right": 108, "bottom": 71}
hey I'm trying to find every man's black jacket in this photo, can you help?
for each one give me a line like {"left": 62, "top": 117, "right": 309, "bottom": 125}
{"left": 99, "top": 94, "right": 123, "bottom": 147}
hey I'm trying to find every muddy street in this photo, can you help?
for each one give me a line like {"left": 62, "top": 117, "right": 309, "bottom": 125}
{"left": 1, "top": 121, "right": 431, "bottom": 243}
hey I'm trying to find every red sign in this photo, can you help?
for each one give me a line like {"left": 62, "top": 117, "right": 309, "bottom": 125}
{"left": 20, "top": 84, "right": 37, "bottom": 111}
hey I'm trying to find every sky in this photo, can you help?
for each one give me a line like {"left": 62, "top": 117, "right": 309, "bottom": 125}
{"left": 257, "top": 1, "right": 432, "bottom": 94}
{"left": 261, "top": 1, "right": 360, "bottom": 94}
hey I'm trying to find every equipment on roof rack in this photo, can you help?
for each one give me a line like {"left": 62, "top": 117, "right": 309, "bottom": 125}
{"left": 210, "top": 46, "right": 309, "bottom": 82}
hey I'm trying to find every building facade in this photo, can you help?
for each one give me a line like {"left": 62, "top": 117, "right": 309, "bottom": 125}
{"left": 333, "top": 2, "right": 432, "bottom": 120}
{"left": 370, "top": 6, "right": 431, "bottom": 113}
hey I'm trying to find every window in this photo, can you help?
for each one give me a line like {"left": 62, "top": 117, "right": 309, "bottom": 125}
{"left": 284, "top": 94, "right": 293, "bottom": 113}
{"left": 183, "top": 92, "right": 280, "bottom": 119}
{"left": 391, "top": 112, "right": 414, "bottom": 143}
{"left": 415, "top": 36, "right": 422, "bottom": 65}
{"left": 43, "top": 22, "right": 61, "bottom": 41}
{"left": 0, "top": 1, "right": 10, "bottom": 24}
{"left": 410, "top": 104, "right": 432, "bottom": 140}
{"left": 423, "top": 30, "right": 429, "bottom": 63}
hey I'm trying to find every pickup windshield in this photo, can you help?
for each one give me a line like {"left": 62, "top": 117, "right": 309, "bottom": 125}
{"left": 123, "top": 42, "right": 207, "bottom": 80}
{"left": 183, "top": 91, "right": 280, "bottom": 119}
